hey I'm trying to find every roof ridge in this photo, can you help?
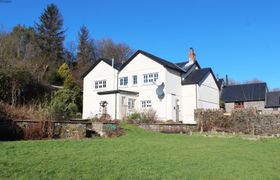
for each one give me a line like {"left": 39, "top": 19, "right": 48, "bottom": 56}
{"left": 225, "top": 82, "right": 266, "bottom": 87}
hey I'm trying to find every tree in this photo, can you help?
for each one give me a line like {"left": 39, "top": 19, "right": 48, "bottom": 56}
{"left": 77, "top": 26, "right": 96, "bottom": 67}
{"left": 244, "top": 79, "right": 263, "bottom": 84}
{"left": 35, "top": 3, "right": 65, "bottom": 68}
{"left": 96, "top": 38, "right": 134, "bottom": 63}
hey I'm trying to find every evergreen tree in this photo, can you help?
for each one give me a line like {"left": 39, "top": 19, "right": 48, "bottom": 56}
{"left": 77, "top": 26, "right": 95, "bottom": 67}
{"left": 35, "top": 3, "right": 65, "bottom": 67}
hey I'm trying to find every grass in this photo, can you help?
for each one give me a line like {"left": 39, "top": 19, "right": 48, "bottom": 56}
{"left": 1, "top": 123, "right": 280, "bottom": 179}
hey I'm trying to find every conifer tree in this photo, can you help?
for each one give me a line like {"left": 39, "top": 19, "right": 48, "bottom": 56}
{"left": 77, "top": 26, "right": 95, "bottom": 67}
{"left": 35, "top": 3, "right": 65, "bottom": 67}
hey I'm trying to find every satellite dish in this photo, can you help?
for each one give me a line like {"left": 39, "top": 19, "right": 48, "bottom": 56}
{"left": 156, "top": 82, "right": 165, "bottom": 99}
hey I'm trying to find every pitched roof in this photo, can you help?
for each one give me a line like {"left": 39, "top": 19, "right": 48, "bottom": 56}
{"left": 221, "top": 83, "right": 267, "bottom": 103}
{"left": 121, "top": 50, "right": 185, "bottom": 72}
{"left": 182, "top": 68, "right": 211, "bottom": 85}
{"left": 181, "top": 68, "right": 220, "bottom": 90}
{"left": 218, "top": 78, "right": 224, "bottom": 89}
{"left": 97, "top": 90, "right": 139, "bottom": 95}
{"left": 81, "top": 58, "right": 122, "bottom": 78}
{"left": 175, "top": 61, "right": 187, "bottom": 68}
{"left": 265, "top": 91, "right": 280, "bottom": 108}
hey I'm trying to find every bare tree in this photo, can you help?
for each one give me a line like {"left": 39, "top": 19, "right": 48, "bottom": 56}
{"left": 96, "top": 38, "right": 134, "bottom": 63}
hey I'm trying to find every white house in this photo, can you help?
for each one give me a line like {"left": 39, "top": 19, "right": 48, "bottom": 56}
{"left": 82, "top": 48, "right": 220, "bottom": 124}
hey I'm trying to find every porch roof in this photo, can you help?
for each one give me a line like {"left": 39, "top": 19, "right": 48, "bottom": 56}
{"left": 97, "top": 90, "right": 139, "bottom": 95}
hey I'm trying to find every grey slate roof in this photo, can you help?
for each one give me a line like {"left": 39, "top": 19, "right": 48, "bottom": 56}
{"left": 81, "top": 58, "right": 122, "bottom": 78}
{"left": 265, "top": 91, "right": 280, "bottom": 108}
{"left": 182, "top": 68, "right": 211, "bottom": 85}
{"left": 175, "top": 62, "right": 187, "bottom": 68}
{"left": 121, "top": 50, "right": 186, "bottom": 73}
{"left": 221, "top": 83, "right": 267, "bottom": 103}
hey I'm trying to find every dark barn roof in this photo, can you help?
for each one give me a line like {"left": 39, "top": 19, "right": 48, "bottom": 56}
{"left": 221, "top": 83, "right": 267, "bottom": 103}
{"left": 266, "top": 91, "right": 280, "bottom": 108}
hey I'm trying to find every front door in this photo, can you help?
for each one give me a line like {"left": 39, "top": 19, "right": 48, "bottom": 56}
{"left": 171, "top": 95, "right": 179, "bottom": 122}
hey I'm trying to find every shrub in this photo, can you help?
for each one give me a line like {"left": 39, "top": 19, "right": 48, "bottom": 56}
{"left": 126, "top": 109, "right": 157, "bottom": 124}
{"left": 0, "top": 66, "right": 50, "bottom": 105}
{"left": 104, "top": 121, "right": 123, "bottom": 138}
{"left": 49, "top": 89, "right": 79, "bottom": 120}
{"left": 47, "top": 71, "right": 64, "bottom": 86}
{"left": 58, "top": 63, "right": 71, "bottom": 80}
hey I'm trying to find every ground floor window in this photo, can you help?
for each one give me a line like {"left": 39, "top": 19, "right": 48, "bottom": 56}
{"left": 141, "top": 100, "right": 152, "bottom": 108}
{"left": 234, "top": 101, "right": 244, "bottom": 109}
{"left": 128, "top": 98, "right": 136, "bottom": 109}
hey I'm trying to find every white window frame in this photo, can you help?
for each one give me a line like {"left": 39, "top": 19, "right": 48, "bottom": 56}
{"left": 141, "top": 100, "right": 152, "bottom": 108}
{"left": 128, "top": 98, "right": 136, "bottom": 109}
{"left": 94, "top": 80, "right": 106, "bottom": 89}
{"left": 132, "top": 75, "right": 137, "bottom": 85}
{"left": 143, "top": 73, "right": 158, "bottom": 84}
{"left": 120, "top": 76, "right": 128, "bottom": 86}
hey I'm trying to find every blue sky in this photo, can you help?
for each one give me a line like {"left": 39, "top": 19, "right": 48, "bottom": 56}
{"left": 0, "top": 0, "right": 279, "bottom": 89}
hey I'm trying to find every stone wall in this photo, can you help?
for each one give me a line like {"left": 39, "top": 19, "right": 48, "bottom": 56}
{"left": 225, "top": 101, "right": 280, "bottom": 114}
{"left": 53, "top": 121, "right": 91, "bottom": 139}
{"left": 195, "top": 109, "right": 280, "bottom": 136}
{"left": 13, "top": 120, "right": 120, "bottom": 139}
{"left": 139, "top": 123, "right": 197, "bottom": 134}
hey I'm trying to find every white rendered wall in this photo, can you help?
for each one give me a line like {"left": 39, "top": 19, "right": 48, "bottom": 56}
{"left": 165, "top": 68, "right": 183, "bottom": 121}
{"left": 82, "top": 61, "right": 118, "bottom": 119}
{"left": 118, "top": 53, "right": 168, "bottom": 120}
{"left": 197, "top": 72, "right": 220, "bottom": 109}
{"left": 181, "top": 85, "right": 197, "bottom": 124}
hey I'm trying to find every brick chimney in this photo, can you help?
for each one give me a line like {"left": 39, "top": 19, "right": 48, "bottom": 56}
{"left": 189, "top": 47, "right": 196, "bottom": 64}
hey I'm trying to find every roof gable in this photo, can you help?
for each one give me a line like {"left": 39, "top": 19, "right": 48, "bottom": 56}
{"left": 81, "top": 58, "right": 121, "bottom": 78}
{"left": 120, "top": 50, "right": 185, "bottom": 73}
{"left": 182, "top": 68, "right": 220, "bottom": 89}
{"left": 221, "top": 83, "right": 267, "bottom": 103}
{"left": 266, "top": 91, "right": 280, "bottom": 108}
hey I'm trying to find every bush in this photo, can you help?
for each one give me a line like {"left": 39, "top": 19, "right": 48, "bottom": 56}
{"left": 47, "top": 71, "right": 64, "bottom": 86}
{"left": 0, "top": 66, "right": 51, "bottom": 105}
{"left": 126, "top": 109, "right": 157, "bottom": 124}
{"left": 58, "top": 63, "right": 71, "bottom": 80}
{"left": 49, "top": 89, "right": 79, "bottom": 120}
{"left": 104, "top": 121, "right": 123, "bottom": 138}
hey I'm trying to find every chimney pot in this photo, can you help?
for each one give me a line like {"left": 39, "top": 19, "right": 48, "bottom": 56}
{"left": 189, "top": 47, "right": 196, "bottom": 64}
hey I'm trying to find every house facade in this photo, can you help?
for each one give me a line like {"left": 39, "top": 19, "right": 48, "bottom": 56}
{"left": 82, "top": 49, "right": 220, "bottom": 124}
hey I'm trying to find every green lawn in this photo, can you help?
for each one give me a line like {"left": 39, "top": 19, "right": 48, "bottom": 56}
{"left": 1, "top": 124, "right": 280, "bottom": 180}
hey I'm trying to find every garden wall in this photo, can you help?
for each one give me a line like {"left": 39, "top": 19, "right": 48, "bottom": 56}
{"left": 11, "top": 120, "right": 120, "bottom": 140}
{"left": 139, "top": 123, "right": 197, "bottom": 134}
{"left": 195, "top": 109, "right": 280, "bottom": 136}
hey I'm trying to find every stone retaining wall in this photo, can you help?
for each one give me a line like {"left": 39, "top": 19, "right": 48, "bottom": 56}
{"left": 13, "top": 120, "right": 119, "bottom": 139}
{"left": 139, "top": 123, "right": 197, "bottom": 134}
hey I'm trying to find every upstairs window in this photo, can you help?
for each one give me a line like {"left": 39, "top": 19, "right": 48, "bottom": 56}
{"left": 132, "top": 75, "right": 137, "bottom": 85}
{"left": 120, "top": 77, "right": 128, "bottom": 86}
{"left": 143, "top": 73, "right": 158, "bottom": 84}
{"left": 95, "top": 80, "right": 106, "bottom": 89}
{"left": 141, "top": 100, "right": 152, "bottom": 108}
